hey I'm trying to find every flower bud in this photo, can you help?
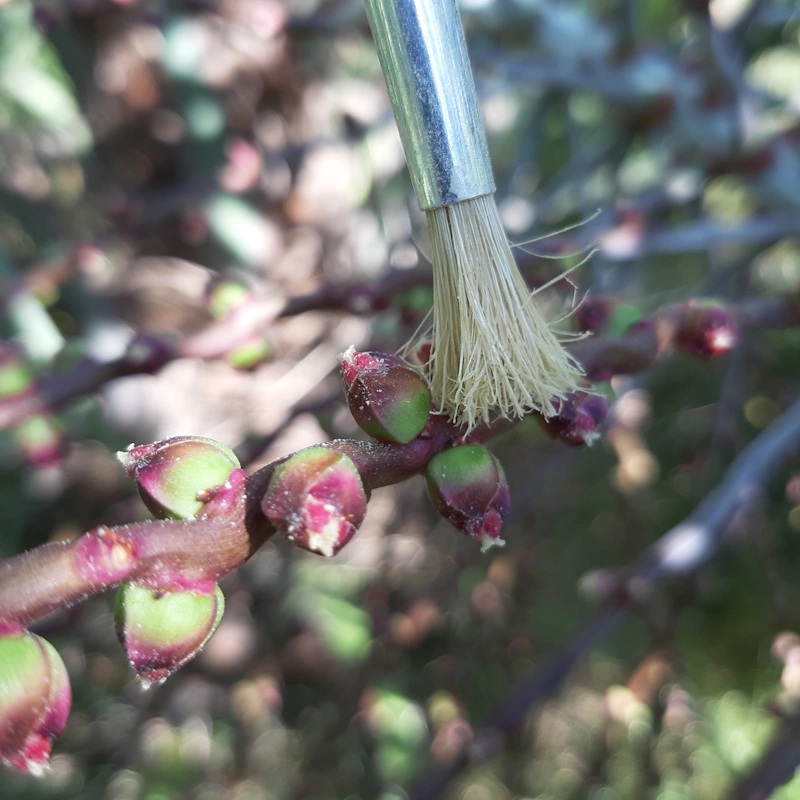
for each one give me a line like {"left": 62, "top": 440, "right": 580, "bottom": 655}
{"left": 118, "top": 436, "right": 241, "bottom": 520}
{"left": 261, "top": 446, "right": 368, "bottom": 557}
{"left": 13, "top": 414, "right": 65, "bottom": 468}
{"left": 675, "top": 300, "right": 739, "bottom": 359}
{"left": 0, "top": 624, "right": 71, "bottom": 775}
{"left": 424, "top": 445, "right": 510, "bottom": 551}
{"left": 226, "top": 336, "right": 273, "bottom": 370}
{"left": 538, "top": 392, "right": 609, "bottom": 446}
{"left": 340, "top": 347, "right": 431, "bottom": 444}
{"left": 114, "top": 584, "right": 225, "bottom": 684}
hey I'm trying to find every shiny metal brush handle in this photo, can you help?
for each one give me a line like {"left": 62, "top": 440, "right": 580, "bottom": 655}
{"left": 363, "top": 0, "right": 495, "bottom": 210}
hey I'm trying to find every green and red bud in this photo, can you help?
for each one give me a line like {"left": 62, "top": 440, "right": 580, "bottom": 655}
{"left": 118, "top": 436, "right": 241, "bottom": 520}
{"left": 13, "top": 414, "right": 65, "bottom": 468}
{"left": 261, "top": 446, "right": 368, "bottom": 557}
{"left": 114, "top": 584, "right": 225, "bottom": 684}
{"left": 424, "top": 445, "right": 510, "bottom": 551}
{"left": 340, "top": 348, "right": 432, "bottom": 444}
{"left": 538, "top": 392, "right": 609, "bottom": 447}
{"left": 675, "top": 299, "right": 739, "bottom": 359}
{"left": 0, "top": 623, "right": 71, "bottom": 775}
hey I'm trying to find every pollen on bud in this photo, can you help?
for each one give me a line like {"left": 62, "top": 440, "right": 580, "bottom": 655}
{"left": 118, "top": 436, "right": 241, "bottom": 520}
{"left": 340, "top": 347, "right": 432, "bottom": 444}
{"left": 261, "top": 446, "right": 368, "bottom": 557}
{"left": 0, "top": 625, "right": 71, "bottom": 775}
{"left": 424, "top": 445, "right": 510, "bottom": 552}
{"left": 538, "top": 392, "right": 609, "bottom": 447}
{"left": 114, "top": 584, "right": 225, "bottom": 684}
{"left": 675, "top": 300, "right": 739, "bottom": 359}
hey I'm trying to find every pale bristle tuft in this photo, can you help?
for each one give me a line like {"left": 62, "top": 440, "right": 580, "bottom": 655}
{"left": 423, "top": 194, "right": 583, "bottom": 430}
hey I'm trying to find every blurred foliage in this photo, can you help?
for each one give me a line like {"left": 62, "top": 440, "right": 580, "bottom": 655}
{"left": 1, "top": 0, "right": 800, "bottom": 798}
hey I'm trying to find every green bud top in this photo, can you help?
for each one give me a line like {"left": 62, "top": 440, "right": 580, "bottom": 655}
{"left": 425, "top": 445, "right": 510, "bottom": 551}
{"left": 208, "top": 281, "right": 251, "bottom": 319}
{"left": 0, "top": 361, "right": 33, "bottom": 399}
{"left": 118, "top": 436, "right": 241, "bottom": 520}
{"left": 0, "top": 625, "right": 71, "bottom": 775}
{"left": 340, "top": 348, "right": 432, "bottom": 444}
{"left": 114, "top": 584, "right": 225, "bottom": 684}
{"left": 226, "top": 337, "right": 273, "bottom": 370}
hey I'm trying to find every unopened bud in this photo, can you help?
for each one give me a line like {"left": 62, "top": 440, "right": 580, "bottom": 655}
{"left": 340, "top": 347, "right": 431, "bottom": 444}
{"left": 261, "top": 446, "right": 368, "bottom": 557}
{"left": 538, "top": 392, "right": 609, "bottom": 446}
{"left": 675, "top": 300, "right": 739, "bottom": 359}
{"left": 226, "top": 336, "right": 273, "bottom": 370}
{"left": 424, "top": 445, "right": 510, "bottom": 551}
{"left": 114, "top": 584, "right": 225, "bottom": 684}
{"left": 0, "top": 624, "right": 71, "bottom": 775}
{"left": 118, "top": 436, "right": 240, "bottom": 520}
{"left": 13, "top": 414, "right": 65, "bottom": 468}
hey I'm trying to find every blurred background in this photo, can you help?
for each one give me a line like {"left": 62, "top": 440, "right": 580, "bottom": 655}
{"left": 2, "top": 0, "right": 800, "bottom": 798}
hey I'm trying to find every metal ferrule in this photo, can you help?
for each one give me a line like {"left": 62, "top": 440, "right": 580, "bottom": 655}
{"left": 363, "top": 0, "right": 495, "bottom": 210}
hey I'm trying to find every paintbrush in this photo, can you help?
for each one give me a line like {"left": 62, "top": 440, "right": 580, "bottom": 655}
{"left": 362, "top": 0, "right": 582, "bottom": 430}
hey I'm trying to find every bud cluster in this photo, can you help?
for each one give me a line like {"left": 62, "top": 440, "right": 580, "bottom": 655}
{"left": 206, "top": 280, "right": 273, "bottom": 370}
{"left": 0, "top": 344, "right": 64, "bottom": 468}
{"left": 115, "top": 436, "right": 239, "bottom": 682}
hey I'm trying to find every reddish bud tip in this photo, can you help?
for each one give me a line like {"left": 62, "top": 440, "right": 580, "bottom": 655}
{"left": 425, "top": 445, "right": 510, "bottom": 551}
{"left": 538, "top": 392, "right": 609, "bottom": 447}
{"left": 340, "top": 347, "right": 432, "bottom": 444}
{"left": 675, "top": 300, "right": 739, "bottom": 359}
{"left": 0, "top": 629, "right": 71, "bottom": 775}
{"left": 119, "top": 436, "right": 241, "bottom": 520}
{"left": 261, "top": 446, "right": 368, "bottom": 557}
{"left": 114, "top": 584, "right": 225, "bottom": 684}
